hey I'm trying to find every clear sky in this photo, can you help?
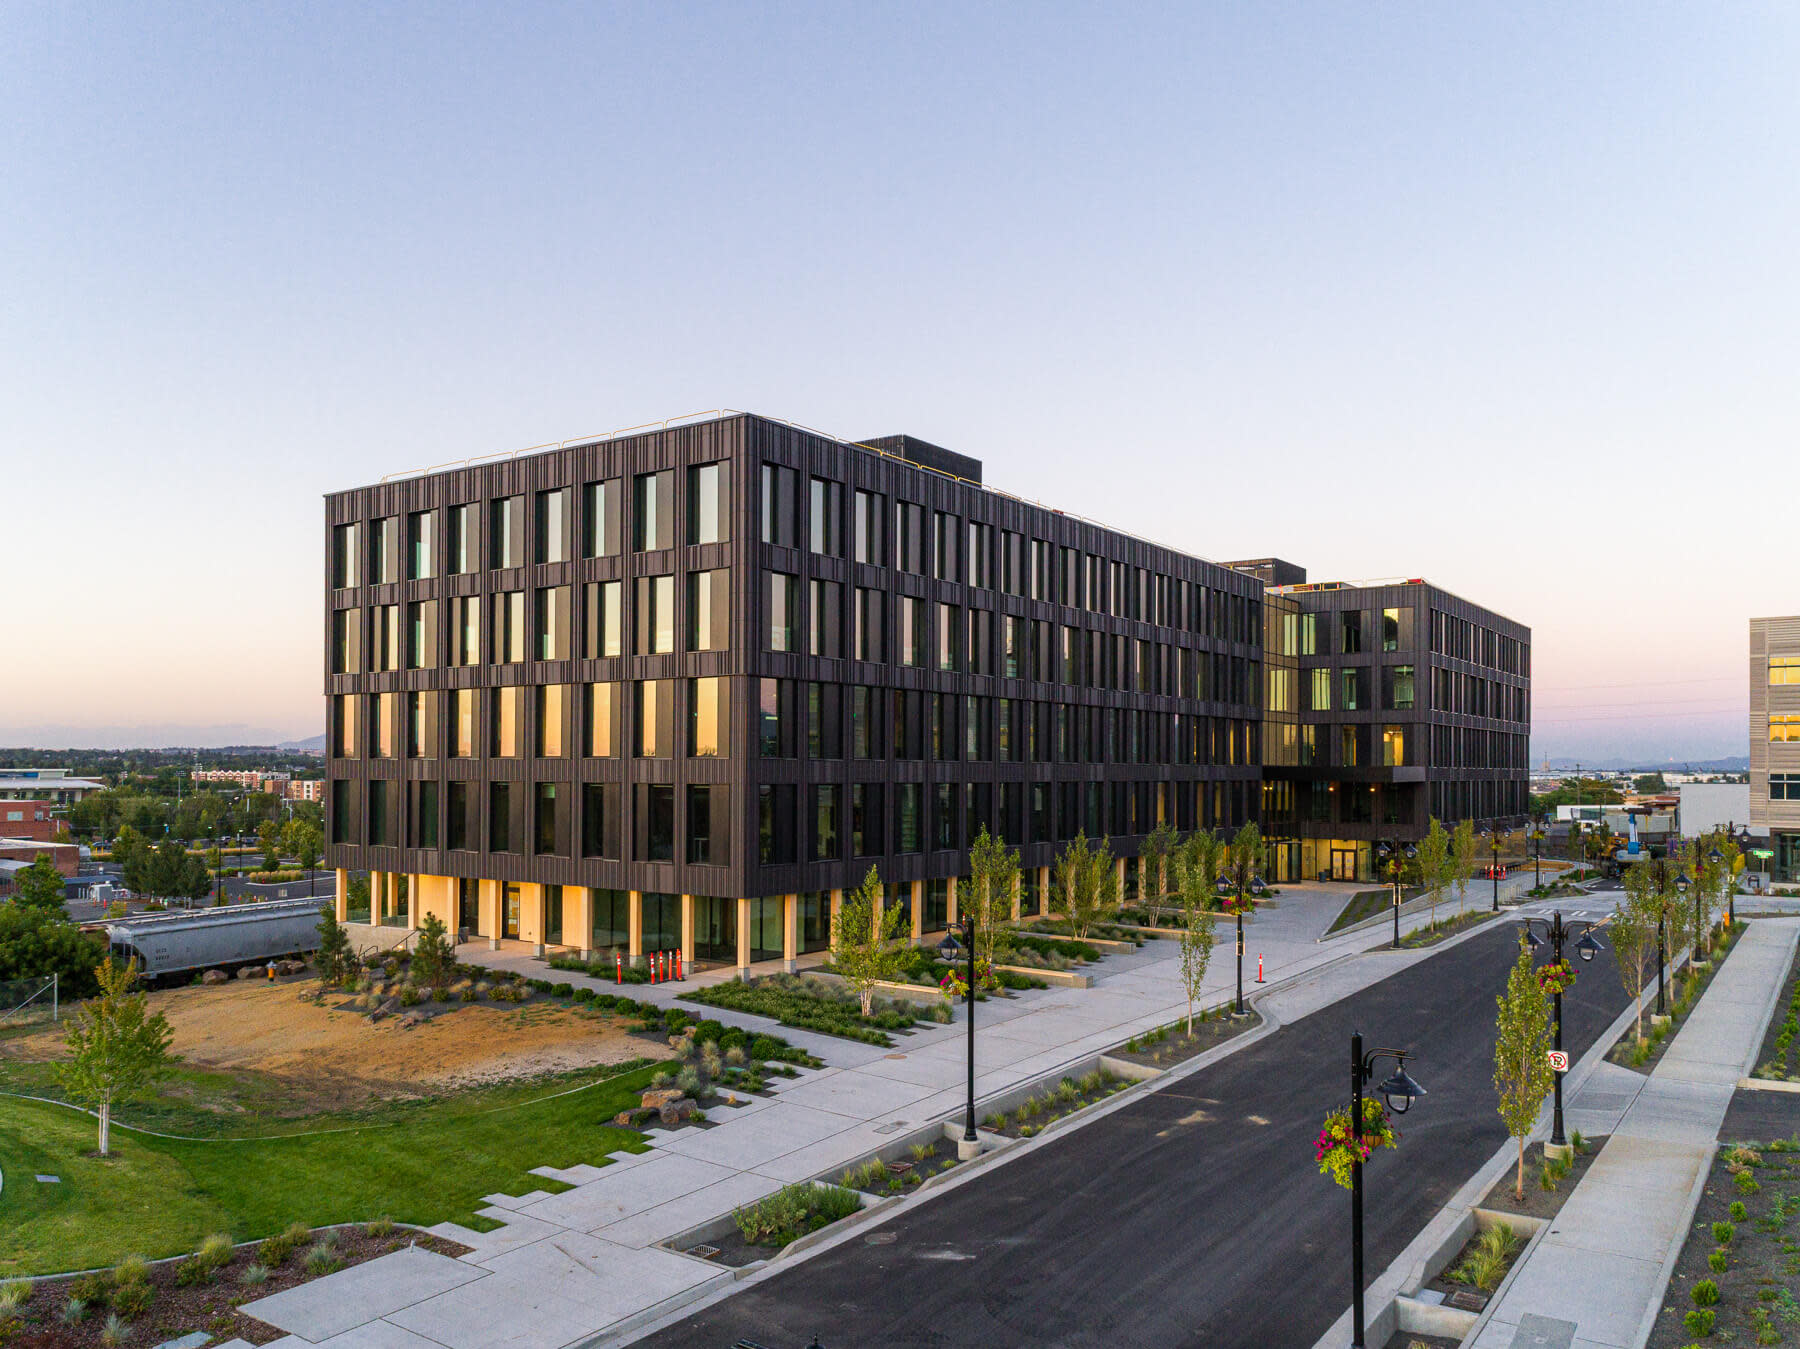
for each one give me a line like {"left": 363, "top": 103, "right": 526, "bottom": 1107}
{"left": 3, "top": 3, "right": 1794, "bottom": 760}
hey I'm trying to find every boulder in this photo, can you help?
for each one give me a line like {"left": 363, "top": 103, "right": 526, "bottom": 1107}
{"left": 640, "top": 1087, "right": 684, "bottom": 1111}
{"left": 278, "top": 959, "right": 308, "bottom": 976}
{"left": 658, "top": 1097, "right": 698, "bottom": 1126}
{"left": 367, "top": 997, "right": 402, "bottom": 1024}
{"left": 201, "top": 969, "right": 229, "bottom": 986}
{"left": 396, "top": 1010, "right": 429, "bottom": 1029}
{"left": 236, "top": 966, "right": 261, "bottom": 981}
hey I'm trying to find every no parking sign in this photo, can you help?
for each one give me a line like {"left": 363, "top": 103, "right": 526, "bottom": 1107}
{"left": 1547, "top": 1050, "right": 1569, "bottom": 1072}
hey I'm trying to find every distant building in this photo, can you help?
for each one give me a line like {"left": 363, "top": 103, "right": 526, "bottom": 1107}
{"left": 1677, "top": 782, "right": 1751, "bottom": 839}
{"left": 1751, "top": 615, "right": 1800, "bottom": 882}
{"left": 191, "top": 769, "right": 291, "bottom": 791}
{"left": 283, "top": 779, "right": 324, "bottom": 802}
{"left": 0, "top": 800, "right": 63, "bottom": 842}
{"left": 0, "top": 839, "right": 80, "bottom": 897}
{"left": 0, "top": 768, "right": 103, "bottom": 804}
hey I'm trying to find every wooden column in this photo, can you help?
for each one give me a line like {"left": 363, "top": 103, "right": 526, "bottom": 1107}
{"left": 947, "top": 876, "right": 959, "bottom": 928}
{"left": 406, "top": 874, "right": 419, "bottom": 932}
{"left": 909, "top": 880, "right": 923, "bottom": 942}
{"left": 481, "top": 878, "right": 501, "bottom": 950}
{"left": 680, "top": 894, "right": 696, "bottom": 971}
{"left": 782, "top": 894, "right": 798, "bottom": 973}
{"left": 571, "top": 886, "right": 595, "bottom": 961}
{"left": 628, "top": 891, "right": 644, "bottom": 966}
{"left": 736, "top": 895, "right": 752, "bottom": 980}
{"left": 829, "top": 888, "right": 843, "bottom": 953}
{"left": 334, "top": 868, "right": 348, "bottom": 923}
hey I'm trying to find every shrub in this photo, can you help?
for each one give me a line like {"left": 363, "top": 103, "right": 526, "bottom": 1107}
{"left": 573, "top": 986, "right": 597, "bottom": 1003}
{"left": 1684, "top": 1308, "right": 1716, "bottom": 1337}
{"left": 1732, "top": 1201, "right": 1748, "bottom": 1221}
{"left": 675, "top": 1066, "right": 702, "bottom": 1096}
{"left": 367, "top": 1216, "right": 396, "bottom": 1238}
{"left": 1738, "top": 1171, "right": 1762, "bottom": 1195}
{"left": 725, "top": 1045, "right": 748, "bottom": 1067}
{"left": 550, "top": 982, "right": 573, "bottom": 998}
{"left": 1692, "top": 1280, "right": 1721, "bottom": 1307}
{"left": 239, "top": 1263, "right": 269, "bottom": 1286}
{"left": 108, "top": 1280, "right": 151, "bottom": 1317}
{"left": 100, "top": 1312, "right": 130, "bottom": 1346}
{"left": 399, "top": 985, "right": 422, "bottom": 1007}
{"left": 111, "top": 1256, "right": 148, "bottom": 1288}
{"left": 259, "top": 1222, "right": 311, "bottom": 1267}
{"left": 732, "top": 1183, "right": 861, "bottom": 1248}
{"left": 304, "top": 1240, "right": 342, "bottom": 1276}
{"left": 1709, "top": 1249, "right": 1729, "bottom": 1273}
{"left": 67, "top": 1274, "right": 110, "bottom": 1306}
{"left": 60, "top": 1297, "right": 87, "bottom": 1324}
{"left": 1715, "top": 1221, "right": 1736, "bottom": 1244}
{"left": 0, "top": 1282, "right": 28, "bottom": 1315}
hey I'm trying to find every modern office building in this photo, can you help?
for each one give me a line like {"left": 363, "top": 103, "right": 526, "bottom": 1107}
{"left": 1750, "top": 615, "right": 1800, "bottom": 882}
{"left": 323, "top": 411, "right": 1528, "bottom": 972}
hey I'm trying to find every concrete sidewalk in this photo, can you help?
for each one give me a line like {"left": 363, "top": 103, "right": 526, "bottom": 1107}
{"left": 1469, "top": 918, "right": 1800, "bottom": 1349}
{"left": 251, "top": 876, "right": 1541, "bottom": 1349}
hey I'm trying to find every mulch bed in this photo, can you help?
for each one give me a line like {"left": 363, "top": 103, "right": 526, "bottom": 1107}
{"left": 1646, "top": 1139, "right": 1800, "bottom": 1348}
{"left": 1, "top": 1226, "right": 470, "bottom": 1348}
{"left": 1752, "top": 928, "right": 1800, "bottom": 1081}
{"left": 1381, "top": 1333, "right": 1460, "bottom": 1349}
{"left": 1109, "top": 1009, "right": 1262, "bottom": 1069}
{"left": 1478, "top": 1136, "right": 1607, "bottom": 1222}
{"left": 1610, "top": 922, "right": 1741, "bottom": 1074}
{"left": 836, "top": 1136, "right": 962, "bottom": 1199}
{"left": 981, "top": 1071, "right": 1132, "bottom": 1139}
{"left": 1398, "top": 909, "right": 1497, "bottom": 949}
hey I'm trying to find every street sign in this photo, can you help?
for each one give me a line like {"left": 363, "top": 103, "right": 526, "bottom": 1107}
{"left": 1547, "top": 1050, "right": 1569, "bottom": 1072}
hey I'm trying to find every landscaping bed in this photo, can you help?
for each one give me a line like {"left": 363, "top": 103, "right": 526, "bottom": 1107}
{"left": 682, "top": 1183, "right": 865, "bottom": 1268}
{"left": 1752, "top": 929, "right": 1800, "bottom": 1082}
{"left": 1035, "top": 917, "right": 1154, "bottom": 946}
{"left": 680, "top": 973, "right": 935, "bottom": 1046}
{"left": 994, "top": 931, "right": 1104, "bottom": 972}
{"left": 1327, "top": 888, "right": 1414, "bottom": 934}
{"left": 1398, "top": 909, "right": 1497, "bottom": 949}
{"left": 1611, "top": 920, "right": 1741, "bottom": 1073}
{"left": 1477, "top": 1134, "right": 1606, "bottom": 1223}
{"left": 1645, "top": 1138, "right": 1800, "bottom": 1348}
{"left": 1109, "top": 1008, "right": 1262, "bottom": 1069}
{"left": 0, "top": 1222, "right": 470, "bottom": 1348}
{"left": 609, "top": 1017, "right": 805, "bottom": 1129}
{"left": 837, "top": 1137, "right": 963, "bottom": 1198}
{"left": 980, "top": 1068, "right": 1129, "bottom": 1139}
{"left": 1381, "top": 1333, "right": 1460, "bottom": 1349}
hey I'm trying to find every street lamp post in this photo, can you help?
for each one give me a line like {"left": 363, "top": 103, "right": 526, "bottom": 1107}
{"left": 1711, "top": 842, "right": 1730, "bottom": 930}
{"left": 1347, "top": 1030, "right": 1427, "bottom": 1349}
{"left": 1524, "top": 911, "right": 1606, "bottom": 1152}
{"left": 1215, "top": 866, "right": 1266, "bottom": 1015}
{"left": 1376, "top": 841, "right": 1417, "bottom": 949}
{"left": 1530, "top": 823, "right": 1546, "bottom": 891}
{"left": 1485, "top": 827, "right": 1504, "bottom": 911}
{"left": 936, "top": 919, "right": 980, "bottom": 1159}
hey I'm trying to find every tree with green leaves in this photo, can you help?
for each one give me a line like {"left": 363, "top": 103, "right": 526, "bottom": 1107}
{"left": 13, "top": 855, "right": 67, "bottom": 911}
{"left": 0, "top": 903, "right": 104, "bottom": 997}
{"left": 55, "top": 956, "right": 175, "bottom": 1156}
{"left": 285, "top": 820, "right": 323, "bottom": 876}
{"left": 257, "top": 820, "right": 284, "bottom": 872}
{"left": 965, "top": 827, "right": 1019, "bottom": 979}
{"left": 1052, "top": 833, "right": 1119, "bottom": 940}
{"left": 411, "top": 912, "right": 455, "bottom": 995}
{"left": 1138, "top": 820, "right": 1179, "bottom": 919}
{"left": 1612, "top": 868, "right": 1658, "bottom": 1044}
{"left": 1415, "top": 818, "right": 1453, "bottom": 931}
{"left": 314, "top": 905, "right": 353, "bottom": 988}
{"left": 832, "top": 866, "right": 910, "bottom": 1016}
{"left": 1494, "top": 933, "right": 1554, "bottom": 1200}
{"left": 1452, "top": 818, "right": 1477, "bottom": 914}
{"left": 1174, "top": 848, "right": 1218, "bottom": 1034}
{"left": 1175, "top": 830, "right": 1224, "bottom": 912}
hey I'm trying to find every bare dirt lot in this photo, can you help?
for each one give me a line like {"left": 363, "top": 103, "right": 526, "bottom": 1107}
{"left": 5, "top": 978, "right": 647, "bottom": 1112}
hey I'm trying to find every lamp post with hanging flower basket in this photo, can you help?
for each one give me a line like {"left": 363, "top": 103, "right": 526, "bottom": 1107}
{"left": 1322, "top": 1030, "right": 1426, "bottom": 1349}
{"left": 1214, "top": 824, "right": 1266, "bottom": 1016}
{"left": 1523, "top": 909, "right": 1606, "bottom": 1158}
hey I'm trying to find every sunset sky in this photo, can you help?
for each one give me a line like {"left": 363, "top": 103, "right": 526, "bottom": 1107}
{"left": 3, "top": 4, "right": 1794, "bottom": 760}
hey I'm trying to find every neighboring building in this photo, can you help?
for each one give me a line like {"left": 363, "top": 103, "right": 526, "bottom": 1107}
{"left": 192, "top": 769, "right": 292, "bottom": 791}
{"left": 1751, "top": 615, "right": 1800, "bottom": 882}
{"left": 283, "top": 779, "right": 324, "bottom": 802}
{"left": 0, "top": 769, "right": 103, "bottom": 804}
{"left": 323, "top": 412, "right": 1529, "bottom": 970}
{"left": 1247, "top": 567, "right": 1531, "bottom": 882}
{"left": 0, "top": 800, "right": 63, "bottom": 842}
{"left": 0, "top": 838, "right": 79, "bottom": 878}
{"left": 1677, "top": 782, "right": 1750, "bottom": 839}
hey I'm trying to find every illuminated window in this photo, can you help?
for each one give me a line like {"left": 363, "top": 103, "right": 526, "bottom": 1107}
{"left": 1773, "top": 715, "right": 1800, "bottom": 744}
{"left": 1772, "top": 657, "right": 1800, "bottom": 686}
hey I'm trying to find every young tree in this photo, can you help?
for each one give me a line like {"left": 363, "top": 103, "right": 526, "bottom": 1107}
{"left": 1452, "top": 818, "right": 1477, "bottom": 915}
{"left": 1493, "top": 933, "right": 1554, "bottom": 1201}
{"left": 0, "top": 904, "right": 105, "bottom": 997}
{"left": 13, "top": 855, "right": 68, "bottom": 911}
{"left": 55, "top": 956, "right": 175, "bottom": 1156}
{"left": 257, "top": 820, "right": 284, "bottom": 872}
{"left": 1612, "top": 868, "right": 1658, "bottom": 1044}
{"left": 411, "top": 912, "right": 455, "bottom": 995}
{"left": 1415, "top": 818, "right": 1453, "bottom": 931}
{"left": 831, "top": 867, "right": 910, "bottom": 1016}
{"left": 314, "top": 905, "right": 353, "bottom": 988}
{"left": 1138, "top": 820, "right": 1179, "bottom": 920}
{"left": 966, "top": 827, "right": 1019, "bottom": 978}
{"left": 1175, "top": 831, "right": 1224, "bottom": 912}
{"left": 1174, "top": 851, "right": 1218, "bottom": 1034}
{"left": 287, "top": 821, "right": 323, "bottom": 875}
{"left": 1052, "top": 834, "right": 1119, "bottom": 940}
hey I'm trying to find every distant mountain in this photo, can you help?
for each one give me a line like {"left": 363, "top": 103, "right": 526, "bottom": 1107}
{"left": 0, "top": 723, "right": 317, "bottom": 750}
{"left": 1539, "top": 756, "right": 1749, "bottom": 773}
{"left": 279, "top": 734, "right": 327, "bottom": 754}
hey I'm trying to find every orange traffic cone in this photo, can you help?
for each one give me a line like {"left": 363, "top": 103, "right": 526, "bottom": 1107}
{"left": 1256, "top": 954, "right": 1265, "bottom": 984}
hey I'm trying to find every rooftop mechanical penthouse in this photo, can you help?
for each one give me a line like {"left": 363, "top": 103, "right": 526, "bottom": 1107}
{"left": 323, "top": 412, "right": 1529, "bottom": 972}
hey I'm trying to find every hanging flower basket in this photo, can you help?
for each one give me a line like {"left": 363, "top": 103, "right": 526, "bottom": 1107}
{"left": 1219, "top": 893, "right": 1258, "bottom": 918}
{"left": 1316, "top": 1098, "right": 1397, "bottom": 1189}
{"left": 1537, "top": 959, "right": 1577, "bottom": 996}
{"left": 939, "top": 958, "right": 996, "bottom": 1000}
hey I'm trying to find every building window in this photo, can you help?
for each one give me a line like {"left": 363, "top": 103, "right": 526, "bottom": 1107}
{"left": 1340, "top": 668, "right": 1366, "bottom": 712}
{"left": 584, "top": 580, "right": 622, "bottom": 659}
{"left": 853, "top": 488, "right": 884, "bottom": 563}
{"left": 446, "top": 781, "right": 471, "bottom": 850}
{"left": 933, "top": 510, "right": 958, "bottom": 580}
{"left": 636, "top": 575, "right": 675, "bottom": 654}
{"left": 494, "top": 591, "right": 526, "bottom": 662}
{"left": 1383, "top": 664, "right": 1416, "bottom": 711}
{"left": 583, "top": 478, "right": 620, "bottom": 557}
{"left": 853, "top": 588, "right": 883, "bottom": 661}
{"left": 537, "top": 685, "right": 566, "bottom": 757}
{"left": 851, "top": 686, "right": 879, "bottom": 758}
{"left": 937, "top": 602, "right": 959, "bottom": 672}
{"left": 488, "top": 782, "right": 512, "bottom": 853}
{"left": 449, "top": 503, "right": 478, "bottom": 574}
{"left": 586, "top": 682, "right": 616, "bottom": 757}
{"left": 451, "top": 688, "right": 476, "bottom": 758}
{"left": 967, "top": 521, "right": 991, "bottom": 589}
{"left": 760, "top": 463, "right": 797, "bottom": 547}
{"left": 758, "top": 678, "right": 793, "bottom": 758}
{"left": 406, "top": 600, "right": 436, "bottom": 670}
{"left": 371, "top": 516, "right": 399, "bottom": 584}
{"left": 690, "top": 676, "right": 726, "bottom": 757}
{"left": 636, "top": 783, "right": 675, "bottom": 861}
{"left": 490, "top": 687, "right": 522, "bottom": 757}
{"left": 369, "top": 604, "right": 400, "bottom": 672}
{"left": 634, "top": 470, "right": 673, "bottom": 551}
{"left": 768, "top": 572, "right": 798, "bottom": 652}
{"left": 543, "top": 884, "right": 564, "bottom": 944}
{"left": 851, "top": 784, "right": 883, "bottom": 856}
{"left": 1382, "top": 606, "right": 1413, "bottom": 652}
{"left": 1772, "top": 657, "right": 1800, "bottom": 686}
{"left": 367, "top": 780, "right": 394, "bottom": 846}
{"left": 895, "top": 502, "right": 922, "bottom": 573}
{"left": 1383, "top": 725, "right": 1406, "bottom": 767}
{"left": 536, "top": 586, "right": 569, "bottom": 660}
{"left": 490, "top": 495, "right": 524, "bottom": 569}
{"left": 449, "top": 595, "right": 480, "bottom": 666}
{"left": 371, "top": 692, "right": 396, "bottom": 759}
{"left": 810, "top": 579, "right": 841, "bottom": 658}
{"left": 331, "top": 694, "right": 358, "bottom": 758}
{"left": 689, "top": 462, "right": 729, "bottom": 545}
{"left": 811, "top": 477, "right": 842, "bottom": 554}
{"left": 590, "top": 887, "right": 628, "bottom": 949}
{"left": 329, "top": 780, "right": 353, "bottom": 844}
{"left": 406, "top": 510, "right": 435, "bottom": 580}
{"left": 535, "top": 488, "right": 569, "bottom": 564}
{"left": 331, "top": 608, "right": 360, "bottom": 674}
{"left": 1341, "top": 610, "right": 1363, "bottom": 654}
{"left": 581, "top": 782, "right": 621, "bottom": 859}
{"left": 1771, "top": 774, "right": 1800, "bottom": 801}
{"left": 688, "top": 784, "right": 728, "bottom": 864}
{"left": 688, "top": 569, "right": 729, "bottom": 652}
{"left": 406, "top": 690, "right": 436, "bottom": 758}
{"left": 534, "top": 783, "right": 564, "bottom": 855}
{"left": 899, "top": 597, "right": 922, "bottom": 667}
{"left": 814, "top": 785, "right": 840, "bottom": 860}
{"left": 636, "top": 679, "right": 672, "bottom": 758}
{"left": 897, "top": 783, "right": 922, "bottom": 853}
{"left": 410, "top": 780, "right": 439, "bottom": 848}
{"left": 807, "top": 683, "right": 841, "bottom": 758}
{"left": 1772, "top": 715, "right": 1800, "bottom": 744}
{"left": 331, "top": 522, "right": 360, "bottom": 589}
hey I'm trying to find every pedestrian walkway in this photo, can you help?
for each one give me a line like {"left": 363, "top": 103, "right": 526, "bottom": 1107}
{"left": 1470, "top": 918, "right": 1800, "bottom": 1349}
{"left": 250, "top": 876, "right": 1538, "bottom": 1349}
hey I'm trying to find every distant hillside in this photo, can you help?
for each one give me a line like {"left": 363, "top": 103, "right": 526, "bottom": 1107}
{"left": 1540, "top": 756, "right": 1749, "bottom": 773}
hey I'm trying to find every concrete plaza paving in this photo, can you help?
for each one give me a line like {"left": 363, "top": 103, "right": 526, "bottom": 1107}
{"left": 262, "top": 876, "right": 1539, "bottom": 1348}
{"left": 1468, "top": 918, "right": 1800, "bottom": 1349}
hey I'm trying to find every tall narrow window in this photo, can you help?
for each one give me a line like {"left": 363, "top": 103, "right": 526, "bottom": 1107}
{"left": 636, "top": 575, "right": 675, "bottom": 654}
{"left": 490, "top": 687, "right": 522, "bottom": 757}
{"left": 534, "top": 783, "right": 563, "bottom": 855}
{"left": 451, "top": 689, "right": 475, "bottom": 758}
{"left": 535, "top": 586, "right": 569, "bottom": 660}
{"left": 450, "top": 595, "right": 480, "bottom": 666}
{"left": 582, "top": 783, "right": 621, "bottom": 859}
{"left": 490, "top": 496, "right": 524, "bottom": 569}
{"left": 895, "top": 502, "right": 922, "bottom": 572}
{"left": 489, "top": 782, "right": 512, "bottom": 853}
{"left": 331, "top": 522, "right": 360, "bottom": 589}
{"left": 899, "top": 597, "right": 922, "bottom": 667}
{"left": 585, "top": 683, "right": 615, "bottom": 757}
{"left": 760, "top": 464, "right": 797, "bottom": 546}
{"left": 535, "top": 487, "right": 569, "bottom": 564}
{"left": 371, "top": 604, "right": 401, "bottom": 671}
{"left": 331, "top": 694, "right": 358, "bottom": 758}
{"left": 406, "top": 600, "right": 436, "bottom": 669}
{"left": 853, "top": 489, "right": 884, "bottom": 563}
{"left": 584, "top": 580, "right": 621, "bottom": 658}
{"left": 937, "top": 602, "right": 959, "bottom": 671}
{"left": 688, "top": 462, "right": 729, "bottom": 545}
{"left": 449, "top": 503, "right": 477, "bottom": 574}
{"left": 768, "top": 572, "right": 798, "bottom": 652}
{"left": 636, "top": 680, "right": 673, "bottom": 758}
{"left": 810, "top": 477, "right": 841, "bottom": 555}
{"left": 688, "top": 569, "right": 729, "bottom": 652}
{"left": 758, "top": 678, "right": 792, "bottom": 758}
{"left": 687, "top": 784, "right": 728, "bottom": 865}
{"left": 407, "top": 510, "right": 435, "bottom": 580}
{"left": 331, "top": 607, "right": 360, "bottom": 674}
{"left": 690, "top": 676, "right": 726, "bottom": 757}
{"left": 634, "top": 470, "right": 673, "bottom": 551}
{"left": 933, "top": 511, "right": 958, "bottom": 580}
{"left": 406, "top": 690, "right": 436, "bottom": 758}
{"left": 447, "top": 781, "right": 470, "bottom": 849}
{"left": 582, "top": 478, "right": 620, "bottom": 557}
{"left": 371, "top": 516, "right": 399, "bottom": 584}
{"left": 809, "top": 579, "right": 841, "bottom": 658}
{"left": 854, "top": 588, "right": 883, "bottom": 661}
{"left": 537, "top": 684, "right": 566, "bottom": 757}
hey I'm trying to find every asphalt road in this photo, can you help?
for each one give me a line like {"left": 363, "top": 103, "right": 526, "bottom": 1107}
{"left": 637, "top": 920, "right": 1630, "bottom": 1349}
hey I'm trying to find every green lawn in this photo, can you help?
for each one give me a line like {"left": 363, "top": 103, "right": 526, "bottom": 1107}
{"left": 0, "top": 1059, "right": 664, "bottom": 1277}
